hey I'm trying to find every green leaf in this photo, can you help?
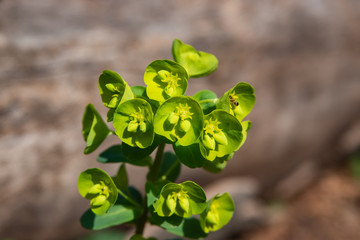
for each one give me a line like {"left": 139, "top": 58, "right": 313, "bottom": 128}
{"left": 131, "top": 85, "right": 147, "bottom": 97}
{"left": 199, "top": 110, "right": 243, "bottom": 161}
{"left": 99, "top": 70, "right": 134, "bottom": 109}
{"left": 200, "top": 193, "right": 235, "bottom": 233}
{"left": 145, "top": 180, "right": 170, "bottom": 207}
{"left": 173, "top": 141, "right": 206, "bottom": 168}
{"left": 149, "top": 207, "right": 208, "bottom": 239}
{"left": 153, "top": 181, "right": 207, "bottom": 218}
{"left": 78, "top": 168, "right": 118, "bottom": 215}
{"left": 159, "top": 152, "right": 181, "bottom": 182}
{"left": 113, "top": 98, "right": 155, "bottom": 148}
{"left": 112, "top": 164, "right": 128, "bottom": 191}
{"left": 82, "top": 104, "right": 111, "bottom": 154}
{"left": 216, "top": 82, "right": 256, "bottom": 122}
{"left": 154, "top": 96, "right": 203, "bottom": 146}
{"left": 80, "top": 191, "right": 143, "bottom": 230}
{"left": 193, "top": 90, "right": 218, "bottom": 115}
{"left": 97, "top": 144, "right": 152, "bottom": 166}
{"left": 144, "top": 60, "right": 188, "bottom": 103}
{"left": 106, "top": 108, "right": 115, "bottom": 122}
{"left": 172, "top": 39, "right": 218, "bottom": 78}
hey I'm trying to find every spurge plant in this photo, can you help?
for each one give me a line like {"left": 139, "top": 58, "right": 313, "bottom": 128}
{"left": 79, "top": 39, "right": 256, "bottom": 239}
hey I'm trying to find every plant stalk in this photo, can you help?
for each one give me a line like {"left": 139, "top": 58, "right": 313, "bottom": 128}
{"left": 135, "top": 142, "right": 166, "bottom": 235}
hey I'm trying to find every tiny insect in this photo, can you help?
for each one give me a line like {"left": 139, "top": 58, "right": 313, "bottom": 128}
{"left": 229, "top": 95, "right": 239, "bottom": 106}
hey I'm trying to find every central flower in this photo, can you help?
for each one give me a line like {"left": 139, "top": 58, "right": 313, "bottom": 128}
{"left": 128, "top": 107, "right": 147, "bottom": 133}
{"left": 158, "top": 70, "right": 182, "bottom": 96}
{"left": 167, "top": 103, "right": 193, "bottom": 133}
{"left": 202, "top": 117, "right": 228, "bottom": 150}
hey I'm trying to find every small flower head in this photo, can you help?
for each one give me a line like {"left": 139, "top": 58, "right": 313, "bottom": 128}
{"left": 144, "top": 60, "right": 188, "bottom": 103}
{"left": 78, "top": 168, "right": 118, "bottom": 215}
{"left": 154, "top": 96, "right": 203, "bottom": 146}
{"left": 217, "top": 82, "right": 256, "bottom": 122}
{"left": 153, "top": 181, "right": 207, "bottom": 218}
{"left": 113, "top": 98, "right": 154, "bottom": 148}
{"left": 199, "top": 110, "right": 243, "bottom": 161}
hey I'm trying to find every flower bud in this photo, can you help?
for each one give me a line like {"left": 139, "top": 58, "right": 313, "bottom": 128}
{"left": 139, "top": 121, "right": 147, "bottom": 133}
{"left": 168, "top": 112, "right": 179, "bottom": 125}
{"left": 166, "top": 194, "right": 177, "bottom": 214}
{"left": 127, "top": 122, "right": 139, "bottom": 132}
{"left": 91, "top": 195, "right": 107, "bottom": 207}
{"left": 203, "top": 134, "right": 215, "bottom": 150}
{"left": 213, "top": 131, "right": 228, "bottom": 145}
{"left": 178, "top": 196, "right": 190, "bottom": 214}
{"left": 179, "top": 120, "right": 191, "bottom": 133}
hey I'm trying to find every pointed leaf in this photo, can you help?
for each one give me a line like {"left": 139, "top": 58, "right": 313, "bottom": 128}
{"left": 82, "top": 104, "right": 111, "bottom": 154}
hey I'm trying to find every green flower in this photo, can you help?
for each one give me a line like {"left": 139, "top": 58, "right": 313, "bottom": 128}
{"left": 153, "top": 181, "right": 207, "bottom": 218}
{"left": 144, "top": 60, "right": 188, "bottom": 103}
{"left": 98, "top": 70, "right": 134, "bottom": 109}
{"left": 113, "top": 98, "right": 154, "bottom": 148}
{"left": 78, "top": 168, "right": 118, "bottom": 215}
{"left": 217, "top": 82, "right": 256, "bottom": 122}
{"left": 154, "top": 96, "right": 203, "bottom": 146}
{"left": 172, "top": 39, "right": 218, "bottom": 78}
{"left": 199, "top": 110, "right": 243, "bottom": 161}
{"left": 200, "top": 193, "right": 235, "bottom": 233}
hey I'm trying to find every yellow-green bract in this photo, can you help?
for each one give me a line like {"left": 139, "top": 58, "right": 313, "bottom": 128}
{"left": 200, "top": 193, "right": 235, "bottom": 233}
{"left": 113, "top": 98, "right": 155, "bottom": 148}
{"left": 199, "top": 110, "right": 243, "bottom": 161}
{"left": 78, "top": 168, "right": 118, "bottom": 215}
{"left": 144, "top": 59, "right": 188, "bottom": 103}
{"left": 154, "top": 96, "right": 204, "bottom": 146}
{"left": 172, "top": 39, "right": 218, "bottom": 78}
{"left": 153, "top": 181, "right": 207, "bottom": 218}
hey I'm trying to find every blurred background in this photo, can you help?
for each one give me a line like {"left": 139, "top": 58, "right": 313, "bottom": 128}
{"left": 1, "top": 0, "right": 360, "bottom": 239}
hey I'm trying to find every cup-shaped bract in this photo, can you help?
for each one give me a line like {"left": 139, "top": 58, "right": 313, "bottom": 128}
{"left": 154, "top": 96, "right": 203, "bottom": 146}
{"left": 172, "top": 39, "right": 218, "bottom": 78}
{"left": 78, "top": 168, "right": 118, "bottom": 215}
{"left": 144, "top": 60, "right": 188, "bottom": 103}
{"left": 217, "top": 82, "right": 256, "bottom": 122}
{"left": 200, "top": 193, "right": 235, "bottom": 233}
{"left": 99, "top": 70, "right": 134, "bottom": 109}
{"left": 153, "top": 181, "right": 207, "bottom": 218}
{"left": 199, "top": 110, "right": 243, "bottom": 161}
{"left": 113, "top": 98, "right": 155, "bottom": 148}
{"left": 238, "top": 120, "right": 252, "bottom": 150}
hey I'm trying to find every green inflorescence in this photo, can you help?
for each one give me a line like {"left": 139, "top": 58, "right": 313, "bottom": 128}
{"left": 78, "top": 39, "right": 256, "bottom": 239}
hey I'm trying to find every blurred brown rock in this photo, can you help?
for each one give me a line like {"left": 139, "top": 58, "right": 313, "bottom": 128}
{"left": 0, "top": 0, "right": 359, "bottom": 239}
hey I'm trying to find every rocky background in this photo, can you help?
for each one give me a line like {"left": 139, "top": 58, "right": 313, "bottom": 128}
{"left": 1, "top": 0, "right": 360, "bottom": 239}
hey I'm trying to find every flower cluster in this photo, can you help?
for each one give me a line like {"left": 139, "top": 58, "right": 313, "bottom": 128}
{"left": 78, "top": 39, "right": 256, "bottom": 239}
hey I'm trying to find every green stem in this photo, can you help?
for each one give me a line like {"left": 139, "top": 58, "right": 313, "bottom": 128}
{"left": 148, "top": 142, "right": 166, "bottom": 182}
{"left": 117, "top": 189, "right": 141, "bottom": 208}
{"left": 160, "top": 159, "right": 180, "bottom": 180}
{"left": 135, "top": 142, "right": 166, "bottom": 235}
